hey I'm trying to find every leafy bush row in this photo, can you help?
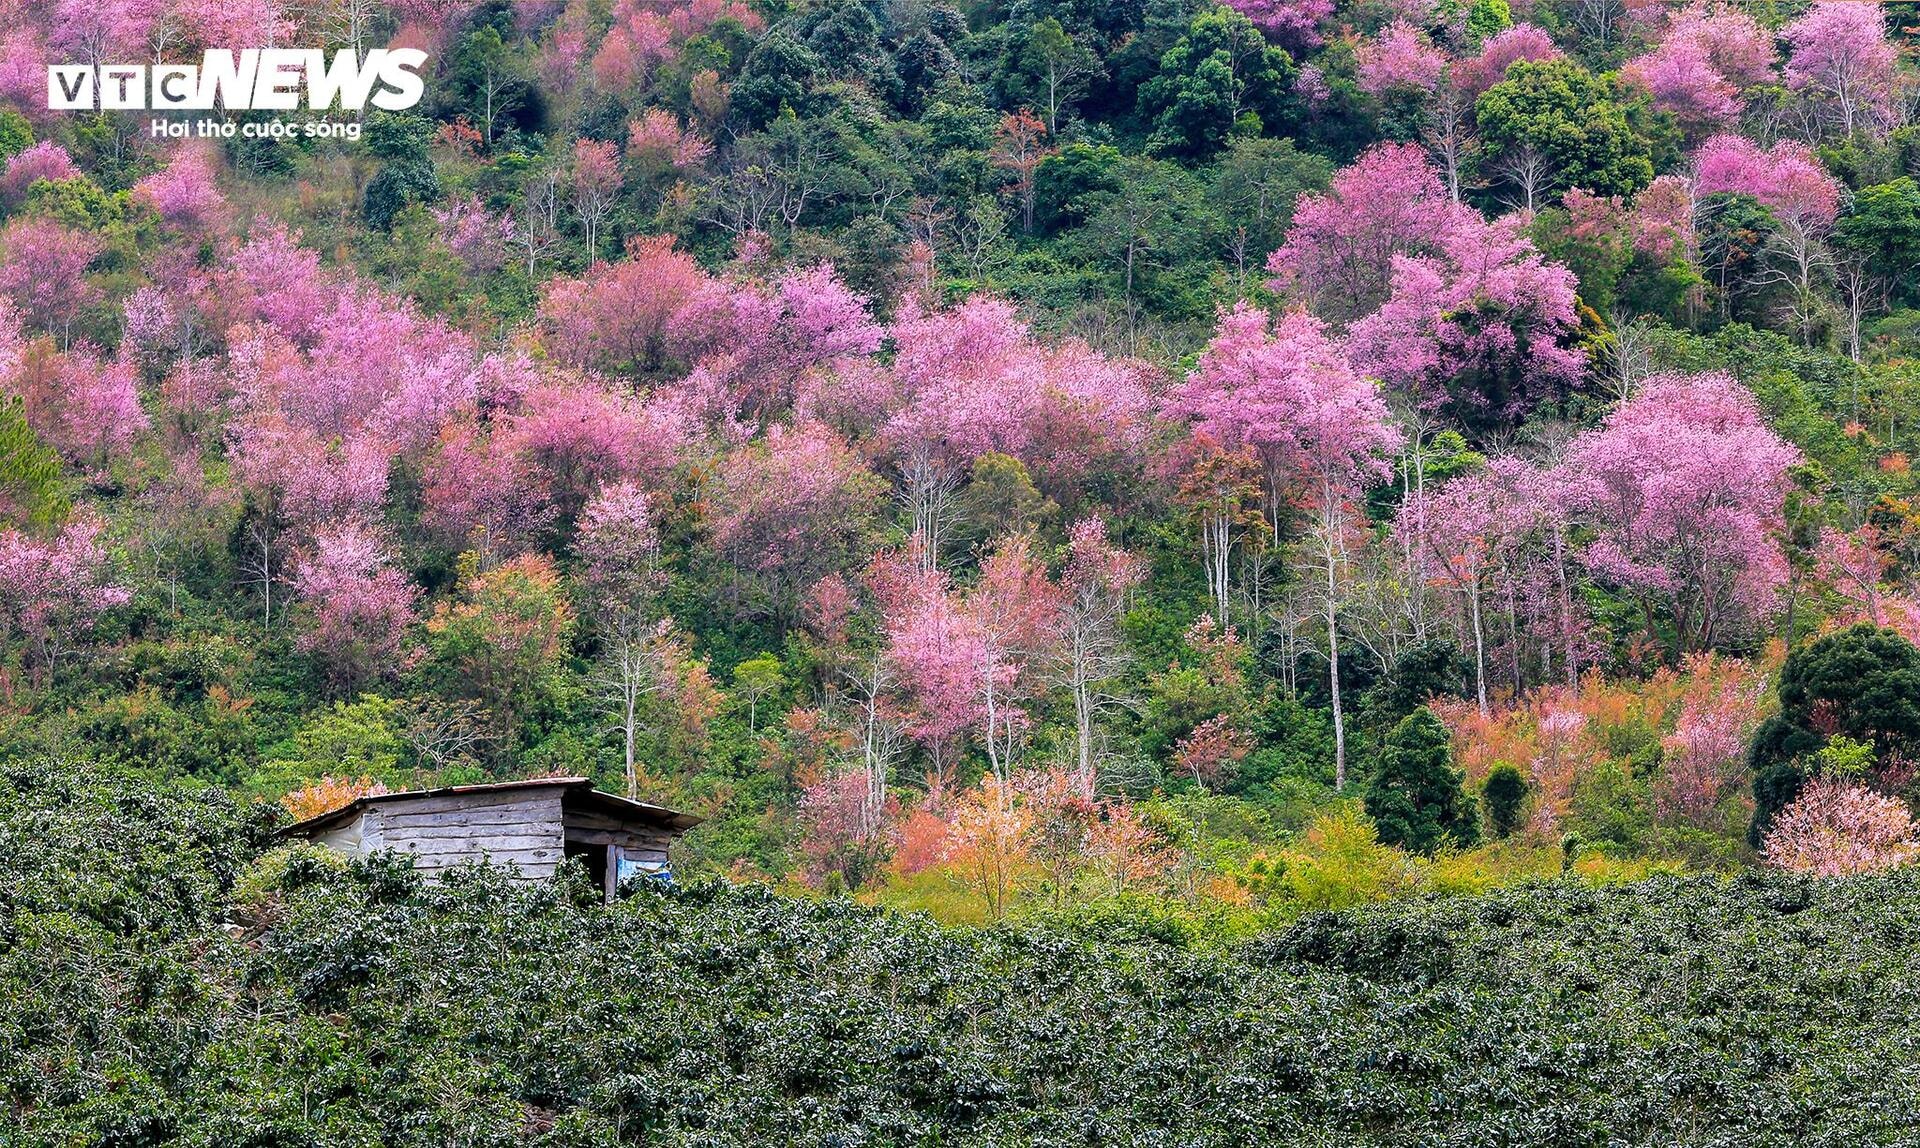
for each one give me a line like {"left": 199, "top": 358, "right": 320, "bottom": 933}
{"left": 6, "top": 759, "right": 1920, "bottom": 1146}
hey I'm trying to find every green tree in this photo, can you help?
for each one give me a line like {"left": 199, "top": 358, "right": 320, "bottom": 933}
{"left": 246, "top": 696, "right": 409, "bottom": 798}
{"left": 444, "top": 22, "right": 538, "bottom": 147}
{"left": 1464, "top": 0, "right": 1511, "bottom": 42}
{"left": 1360, "top": 641, "right": 1470, "bottom": 729}
{"left": 1207, "top": 136, "right": 1330, "bottom": 290}
{"left": 425, "top": 554, "right": 575, "bottom": 757}
{"left": 1363, "top": 708, "right": 1480, "bottom": 854}
{"left": 1475, "top": 60, "right": 1653, "bottom": 207}
{"left": 1034, "top": 141, "right": 1121, "bottom": 234}
{"left": 730, "top": 654, "right": 786, "bottom": 736}
{"left": 364, "top": 111, "right": 435, "bottom": 162}
{"left": 1748, "top": 624, "right": 1920, "bottom": 844}
{"left": 1695, "top": 192, "right": 1778, "bottom": 324}
{"left": 1137, "top": 8, "right": 1295, "bottom": 161}
{"left": 364, "top": 160, "right": 441, "bottom": 229}
{"left": 0, "top": 109, "right": 32, "bottom": 160}
{"left": 1483, "top": 764, "right": 1527, "bottom": 838}
{"left": 733, "top": 31, "right": 825, "bottom": 130}
{"left": 1837, "top": 178, "right": 1920, "bottom": 304}
{"left": 1071, "top": 156, "right": 1213, "bottom": 311}
{"left": 1569, "top": 759, "right": 1649, "bottom": 849}
{"left": 0, "top": 398, "right": 66, "bottom": 530}
{"left": 956, "top": 452, "right": 1059, "bottom": 553}
{"left": 1019, "top": 17, "right": 1102, "bottom": 132}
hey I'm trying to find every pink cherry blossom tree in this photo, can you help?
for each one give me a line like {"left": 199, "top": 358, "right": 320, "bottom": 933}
{"left": 40, "top": 346, "right": 148, "bottom": 468}
{"left": 0, "top": 218, "right": 100, "bottom": 338}
{"left": 1675, "top": 3, "right": 1775, "bottom": 88}
{"left": 1223, "top": 0, "right": 1333, "bottom": 49}
{"left": 0, "top": 30, "right": 47, "bottom": 114}
{"left": 291, "top": 520, "right": 418, "bottom": 695}
{"left": 1656, "top": 658, "right": 1767, "bottom": 825}
{"left": 1356, "top": 20, "right": 1446, "bottom": 97}
{"left": 1267, "top": 143, "right": 1466, "bottom": 323}
{"left": 0, "top": 142, "right": 78, "bottom": 204}
{"left": 963, "top": 532, "right": 1064, "bottom": 783}
{"left": 1400, "top": 457, "right": 1570, "bottom": 712}
{"left": 498, "top": 377, "right": 690, "bottom": 523}
{"left": 874, "top": 543, "right": 985, "bottom": 799}
{"left": 1693, "top": 134, "right": 1844, "bottom": 339}
{"left": 569, "top": 137, "right": 622, "bottom": 260}
{"left": 1560, "top": 372, "right": 1801, "bottom": 656}
{"left": 1693, "top": 135, "right": 1842, "bottom": 228}
{"left": 1164, "top": 301, "right": 1401, "bottom": 784}
{"left": 674, "top": 262, "right": 885, "bottom": 422}
{"left": 1764, "top": 777, "right": 1919, "bottom": 875}
{"left": 419, "top": 422, "right": 554, "bottom": 566}
{"left": 432, "top": 194, "right": 517, "bottom": 274}
{"left": 50, "top": 0, "right": 151, "bottom": 68}
{"left": 1630, "top": 174, "right": 1698, "bottom": 263}
{"left": 243, "top": 288, "right": 478, "bottom": 452}
{"left": 1166, "top": 302, "right": 1402, "bottom": 537}
{"left": 1819, "top": 525, "right": 1892, "bottom": 626}
{"left": 708, "top": 421, "right": 885, "bottom": 616}
{"left": 0, "top": 514, "right": 130, "bottom": 675}
{"left": 1622, "top": 36, "right": 1741, "bottom": 131}
{"left": 1347, "top": 211, "right": 1585, "bottom": 430}
{"left": 132, "top": 147, "right": 226, "bottom": 233}
{"left": 629, "top": 108, "right": 713, "bottom": 182}
{"left": 871, "top": 296, "right": 1151, "bottom": 556}
{"left": 1056, "top": 516, "right": 1144, "bottom": 794}
{"left": 1454, "top": 23, "right": 1561, "bottom": 97}
{"left": 1784, "top": 0, "right": 1897, "bottom": 138}
{"left": 538, "top": 234, "right": 713, "bottom": 374}
{"left": 218, "top": 223, "right": 340, "bottom": 347}
{"left": 1621, "top": 5, "right": 1772, "bottom": 132}
{"left": 576, "top": 479, "right": 670, "bottom": 798}
{"left": 797, "top": 766, "right": 901, "bottom": 888}
{"left": 227, "top": 410, "right": 394, "bottom": 531}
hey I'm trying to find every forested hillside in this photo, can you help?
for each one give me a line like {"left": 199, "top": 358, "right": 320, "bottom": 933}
{"left": 6, "top": 0, "right": 1920, "bottom": 924}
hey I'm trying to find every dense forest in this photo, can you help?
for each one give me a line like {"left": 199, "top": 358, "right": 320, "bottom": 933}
{"left": 8, "top": 0, "right": 1920, "bottom": 1135}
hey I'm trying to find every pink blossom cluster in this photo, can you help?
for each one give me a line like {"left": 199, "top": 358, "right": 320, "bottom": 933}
{"left": 1765, "top": 778, "right": 1920, "bottom": 876}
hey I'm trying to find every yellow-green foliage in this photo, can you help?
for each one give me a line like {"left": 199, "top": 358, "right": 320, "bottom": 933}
{"left": 863, "top": 865, "right": 1006, "bottom": 927}
{"left": 1276, "top": 805, "right": 1419, "bottom": 911}
{"left": 232, "top": 842, "right": 346, "bottom": 917}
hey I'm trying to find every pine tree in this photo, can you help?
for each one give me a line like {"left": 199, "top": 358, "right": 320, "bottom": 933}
{"left": 1483, "top": 764, "right": 1528, "bottom": 838}
{"left": 1364, "top": 707, "right": 1480, "bottom": 852}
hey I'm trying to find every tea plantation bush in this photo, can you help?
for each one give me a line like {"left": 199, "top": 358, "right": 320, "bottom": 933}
{"left": 5, "top": 758, "right": 1920, "bottom": 1146}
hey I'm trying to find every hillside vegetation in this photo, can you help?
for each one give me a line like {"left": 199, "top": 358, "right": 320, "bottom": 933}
{"left": 8, "top": 0, "right": 1920, "bottom": 1132}
{"left": 7, "top": 759, "right": 1920, "bottom": 1146}
{"left": 5, "top": 0, "right": 1920, "bottom": 923}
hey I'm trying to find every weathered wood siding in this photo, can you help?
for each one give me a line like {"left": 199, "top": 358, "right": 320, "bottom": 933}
{"left": 562, "top": 807, "right": 673, "bottom": 864}
{"left": 362, "top": 790, "right": 567, "bottom": 879}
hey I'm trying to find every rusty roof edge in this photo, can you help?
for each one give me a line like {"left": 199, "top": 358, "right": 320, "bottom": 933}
{"left": 566, "top": 786, "right": 706, "bottom": 831}
{"left": 278, "top": 776, "right": 701, "bottom": 837}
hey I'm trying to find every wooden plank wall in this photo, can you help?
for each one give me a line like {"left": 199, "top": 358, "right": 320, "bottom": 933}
{"left": 362, "top": 790, "right": 568, "bottom": 879}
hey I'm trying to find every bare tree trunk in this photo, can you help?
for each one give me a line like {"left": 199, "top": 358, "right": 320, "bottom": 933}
{"left": 1468, "top": 577, "right": 1489, "bottom": 716}
{"left": 1318, "top": 492, "right": 1348, "bottom": 790}
{"left": 1205, "top": 510, "right": 1232, "bottom": 623}
{"left": 1327, "top": 555, "right": 1346, "bottom": 791}
{"left": 899, "top": 448, "right": 957, "bottom": 572}
{"left": 1554, "top": 529, "right": 1579, "bottom": 689}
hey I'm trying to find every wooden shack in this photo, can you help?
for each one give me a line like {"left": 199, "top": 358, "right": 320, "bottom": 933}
{"left": 280, "top": 777, "right": 701, "bottom": 898}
